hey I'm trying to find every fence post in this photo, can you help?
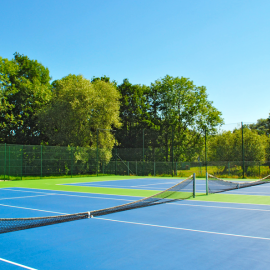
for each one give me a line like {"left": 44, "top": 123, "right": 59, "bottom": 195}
{"left": 172, "top": 126, "right": 174, "bottom": 177}
{"left": 21, "top": 145, "right": 23, "bottom": 180}
{"left": 127, "top": 161, "right": 129, "bottom": 175}
{"left": 4, "top": 143, "right": 6, "bottom": 180}
{"left": 206, "top": 172, "right": 208, "bottom": 195}
{"left": 40, "top": 145, "right": 43, "bottom": 179}
{"left": 205, "top": 128, "right": 208, "bottom": 179}
{"left": 71, "top": 147, "right": 73, "bottom": 178}
{"left": 115, "top": 147, "right": 117, "bottom": 175}
{"left": 259, "top": 161, "right": 261, "bottom": 178}
{"left": 193, "top": 173, "right": 196, "bottom": 198}
{"left": 8, "top": 146, "right": 10, "bottom": 180}
{"left": 143, "top": 129, "right": 145, "bottom": 176}
{"left": 96, "top": 129, "right": 99, "bottom": 176}
{"left": 241, "top": 122, "right": 245, "bottom": 178}
{"left": 136, "top": 161, "right": 137, "bottom": 176}
{"left": 154, "top": 161, "right": 155, "bottom": 176}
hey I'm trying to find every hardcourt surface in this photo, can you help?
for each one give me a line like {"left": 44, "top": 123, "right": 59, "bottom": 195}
{"left": 1, "top": 177, "right": 270, "bottom": 269}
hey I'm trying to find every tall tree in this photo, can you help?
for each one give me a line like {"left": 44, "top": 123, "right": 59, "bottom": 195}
{"left": 116, "top": 79, "right": 151, "bottom": 148}
{"left": 0, "top": 53, "right": 52, "bottom": 144}
{"left": 38, "top": 74, "right": 121, "bottom": 156}
{"left": 150, "top": 75, "right": 223, "bottom": 161}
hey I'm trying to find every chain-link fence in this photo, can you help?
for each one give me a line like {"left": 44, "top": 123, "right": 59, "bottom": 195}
{"left": 1, "top": 122, "right": 269, "bottom": 180}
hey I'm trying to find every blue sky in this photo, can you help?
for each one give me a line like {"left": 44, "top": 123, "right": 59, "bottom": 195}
{"left": 1, "top": 0, "right": 269, "bottom": 126}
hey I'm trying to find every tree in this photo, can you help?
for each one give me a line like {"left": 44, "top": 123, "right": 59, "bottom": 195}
{"left": 249, "top": 117, "right": 270, "bottom": 136}
{"left": 116, "top": 79, "right": 151, "bottom": 148}
{"left": 208, "top": 128, "right": 268, "bottom": 173}
{"left": 0, "top": 53, "right": 52, "bottom": 144}
{"left": 149, "top": 75, "right": 223, "bottom": 161}
{"left": 38, "top": 74, "right": 121, "bottom": 160}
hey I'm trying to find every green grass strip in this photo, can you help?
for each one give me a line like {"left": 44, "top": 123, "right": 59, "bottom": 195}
{"left": 1, "top": 176, "right": 270, "bottom": 206}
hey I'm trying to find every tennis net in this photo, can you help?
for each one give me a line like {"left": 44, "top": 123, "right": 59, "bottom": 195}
{"left": 0, "top": 175, "right": 194, "bottom": 234}
{"left": 0, "top": 212, "right": 90, "bottom": 234}
{"left": 90, "top": 175, "right": 194, "bottom": 217}
{"left": 208, "top": 173, "right": 270, "bottom": 194}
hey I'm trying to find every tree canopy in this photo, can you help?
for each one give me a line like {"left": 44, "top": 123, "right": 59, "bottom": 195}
{"left": 208, "top": 128, "right": 268, "bottom": 162}
{"left": 0, "top": 53, "right": 52, "bottom": 144}
{"left": 38, "top": 74, "right": 121, "bottom": 152}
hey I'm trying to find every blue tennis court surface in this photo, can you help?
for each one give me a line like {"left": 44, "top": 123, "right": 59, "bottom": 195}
{"left": 64, "top": 177, "right": 270, "bottom": 196}
{"left": 1, "top": 183, "right": 270, "bottom": 269}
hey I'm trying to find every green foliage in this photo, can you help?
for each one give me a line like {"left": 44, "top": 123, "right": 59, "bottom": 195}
{"left": 116, "top": 78, "right": 151, "bottom": 147}
{"left": 249, "top": 117, "right": 270, "bottom": 136}
{"left": 208, "top": 128, "right": 268, "bottom": 162}
{"left": 38, "top": 75, "right": 121, "bottom": 161}
{"left": 0, "top": 53, "right": 52, "bottom": 144}
{"left": 149, "top": 75, "right": 223, "bottom": 161}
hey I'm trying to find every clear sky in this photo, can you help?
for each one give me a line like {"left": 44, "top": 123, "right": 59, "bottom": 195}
{"left": 1, "top": 0, "right": 269, "bottom": 126}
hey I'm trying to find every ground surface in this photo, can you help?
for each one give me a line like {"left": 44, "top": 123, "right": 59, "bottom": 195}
{"left": 1, "top": 176, "right": 270, "bottom": 269}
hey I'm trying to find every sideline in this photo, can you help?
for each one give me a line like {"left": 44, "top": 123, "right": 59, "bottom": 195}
{"left": 0, "top": 258, "right": 37, "bottom": 270}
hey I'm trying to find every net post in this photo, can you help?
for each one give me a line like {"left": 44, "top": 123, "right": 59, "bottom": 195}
{"left": 193, "top": 173, "right": 196, "bottom": 198}
{"left": 206, "top": 172, "right": 208, "bottom": 195}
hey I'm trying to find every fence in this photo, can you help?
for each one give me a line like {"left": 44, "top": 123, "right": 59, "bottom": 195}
{"left": 1, "top": 144, "right": 269, "bottom": 180}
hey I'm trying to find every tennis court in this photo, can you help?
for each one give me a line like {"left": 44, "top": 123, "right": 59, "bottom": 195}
{"left": 1, "top": 176, "right": 270, "bottom": 269}
{"left": 65, "top": 177, "right": 270, "bottom": 196}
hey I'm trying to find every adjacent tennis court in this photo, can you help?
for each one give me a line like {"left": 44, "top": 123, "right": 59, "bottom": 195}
{"left": 1, "top": 176, "right": 270, "bottom": 269}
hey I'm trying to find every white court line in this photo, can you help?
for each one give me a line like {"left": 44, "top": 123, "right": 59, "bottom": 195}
{"left": 1, "top": 193, "right": 270, "bottom": 214}
{"left": 3, "top": 187, "right": 270, "bottom": 210}
{"left": 0, "top": 203, "right": 67, "bottom": 215}
{"left": 0, "top": 188, "right": 57, "bottom": 195}
{"left": 0, "top": 194, "right": 53, "bottom": 201}
{"left": 131, "top": 182, "right": 177, "bottom": 187}
{"left": 3, "top": 187, "right": 270, "bottom": 211}
{"left": 0, "top": 258, "right": 37, "bottom": 270}
{"left": 93, "top": 217, "right": 270, "bottom": 241}
{"left": 171, "top": 202, "right": 270, "bottom": 212}
{"left": 55, "top": 178, "right": 147, "bottom": 186}
{"left": 227, "top": 191, "right": 270, "bottom": 195}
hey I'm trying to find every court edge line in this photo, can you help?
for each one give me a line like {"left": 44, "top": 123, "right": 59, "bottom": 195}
{"left": 0, "top": 203, "right": 67, "bottom": 215}
{"left": 2, "top": 189, "right": 270, "bottom": 212}
{"left": 4, "top": 187, "right": 270, "bottom": 207}
{"left": 93, "top": 217, "right": 270, "bottom": 241}
{"left": 0, "top": 258, "right": 37, "bottom": 270}
{"left": 1, "top": 187, "right": 145, "bottom": 198}
{"left": 0, "top": 194, "right": 53, "bottom": 201}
